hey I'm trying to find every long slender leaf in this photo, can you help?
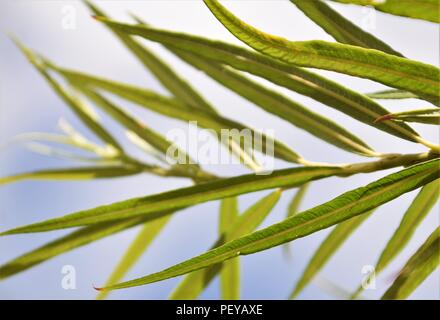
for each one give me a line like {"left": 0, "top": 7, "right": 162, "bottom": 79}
{"left": 50, "top": 66, "right": 301, "bottom": 164}
{"left": 170, "top": 190, "right": 281, "bottom": 300}
{"left": 376, "top": 108, "right": 440, "bottom": 125}
{"left": 331, "top": 0, "right": 440, "bottom": 23}
{"left": 290, "top": 0, "right": 403, "bottom": 56}
{"left": 97, "top": 158, "right": 440, "bottom": 291}
{"left": 367, "top": 89, "right": 419, "bottom": 100}
{"left": 13, "top": 38, "right": 123, "bottom": 153}
{"left": 203, "top": 0, "right": 440, "bottom": 101}
{"left": 0, "top": 166, "right": 143, "bottom": 185}
{"left": 95, "top": 18, "right": 424, "bottom": 142}
{"left": 351, "top": 180, "right": 439, "bottom": 299}
{"left": 0, "top": 216, "right": 149, "bottom": 280}
{"left": 96, "top": 215, "right": 171, "bottom": 300}
{"left": 85, "top": 1, "right": 216, "bottom": 114}
{"left": 170, "top": 49, "right": 375, "bottom": 156}
{"left": 290, "top": 210, "right": 374, "bottom": 299}
{"left": 219, "top": 197, "right": 240, "bottom": 300}
{"left": 0, "top": 166, "right": 343, "bottom": 235}
{"left": 381, "top": 227, "right": 440, "bottom": 300}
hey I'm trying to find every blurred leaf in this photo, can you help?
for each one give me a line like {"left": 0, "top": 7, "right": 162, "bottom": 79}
{"left": 219, "top": 197, "right": 240, "bottom": 300}
{"left": 290, "top": 210, "right": 374, "bottom": 299}
{"left": 330, "top": 0, "right": 440, "bottom": 23}
{"left": 351, "top": 180, "right": 439, "bottom": 299}
{"left": 97, "top": 159, "right": 439, "bottom": 291}
{"left": 366, "top": 89, "right": 420, "bottom": 100}
{"left": 13, "top": 38, "right": 123, "bottom": 153}
{"left": 97, "top": 215, "right": 172, "bottom": 300}
{"left": 0, "top": 166, "right": 143, "bottom": 186}
{"left": 287, "top": 183, "right": 310, "bottom": 218}
{"left": 0, "top": 216, "right": 148, "bottom": 280}
{"left": 170, "top": 49, "right": 376, "bottom": 157}
{"left": 203, "top": 0, "right": 440, "bottom": 101}
{"left": 375, "top": 108, "right": 440, "bottom": 125}
{"left": 382, "top": 227, "right": 440, "bottom": 300}
{"left": 0, "top": 166, "right": 343, "bottom": 235}
{"left": 51, "top": 66, "right": 301, "bottom": 164}
{"left": 95, "top": 19, "right": 424, "bottom": 143}
{"left": 170, "top": 190, "right": 281, "bottom": 299}
{"left": 290, "top": 0, "right": 403, "bottom": 56}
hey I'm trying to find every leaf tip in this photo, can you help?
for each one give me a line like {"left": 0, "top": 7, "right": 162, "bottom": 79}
{"left": 374, "top": 114, "right": 394, "bottom": 123}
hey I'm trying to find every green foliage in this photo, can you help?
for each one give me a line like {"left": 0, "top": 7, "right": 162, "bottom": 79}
{"left": 1, "top": 0, "right": 439, "bottom": 300}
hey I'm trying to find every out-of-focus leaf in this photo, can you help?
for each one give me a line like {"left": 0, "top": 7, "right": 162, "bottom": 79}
{"left": 171, "top": 49, "right": 376, "bottom": 157}
{"left": 51, "top": 66, "right": 301, "bottom": 165}
{"left": 0, "top": 216, "right": 149, "bottom": 280}
{"left": 95, "top": 19, "right": 424, "bottom": 142}
{"left": 290, "top": 0, "right": 403, "bottom": 56}
{"left": 0, "top": 166, "right": 143, "bottom": 186}
{"left": 289, "top": 210, "right": 374, "bottom": 299}
{"left": 219, "top": 197, "right": 240, "bottom": 300}
{"left": 0, "top": 166, "right": 342, "bottom": 235}
{"left": 13, "top": 38, "right": 123, "bottom": 153}
{"left": 170, "top": 190, "right": 281, "bottom": 299}
{"left": 382, "top": 227, "right": 440, "bottom": 300}
{"left": 330, "top": 0, "right": 440, "bottom": 23}
{"left": 367, "top": 89, "right": 419, "bottom": 100}
{"left": 351, "top": 180, "right": 439, "bottom": 299}
{"left": 287, "top": 183, "right": 310, "bottom": 218}
{"left": 203, "top": 0, "right": 440, "bottom": 101}
{"left": 97, "top": 159, "right": 440, "bottom": 291}
{"left": 96, "top": 215, "right": 172, "bottom": 300}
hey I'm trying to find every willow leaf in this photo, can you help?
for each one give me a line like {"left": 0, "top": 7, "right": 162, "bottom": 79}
{"left": 290, "top": 0, "right": 403, "bottom": 56}
{"left": 376, "top": 108, "right": 440, "bottom": 125}
{"left": 170, "top": 190, "right": 281, "bottom": 300}
{"left": 203, "top": 0, "right": 440, "bottom": 101}
{"left": 171, "top": 49, "right": 375, "bottom": 156}
{"left": 95, "top": 19, "right": 423, "bottom": 143}
{"left": 351, "top": 180, "right": 439, "bottom": 299}
{"left": 367, "top": 89, "right": 420, "bottom": 100}
{"left": 290, "top": 210, "right": 374, "bottom": 299}
{"left": 51, "top": 66, "right": 301, "bottom": 164}
{"left": 382, "top": 227, "right": 440, "bottom": 300}
{"left": 13, "top": 38, "right": 123, "bottom": 153}
{"left": 85, "top": 1, "right": 216, "bottom": 113}
{"left": 219, "top": 197, "right": 240, "bottom": 300}
{"left": 0, "top": 216, "right": 148, "bottom": 280}
{"left": 0, "top": 166, "right": 143, "bottom": 186}
{"left": 97, "top": 159, "right": 439, "bottom": 291}
{"left": 97, "top": 215, "right": 172, "bottom": 300}
{"left": 0, "top": 166, "right": 342, "bottom": 235}
{"left": 331, "top": 0, "right": 440, "bottom": 23}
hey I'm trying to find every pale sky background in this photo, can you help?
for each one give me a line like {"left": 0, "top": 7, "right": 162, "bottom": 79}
{"left": 0, "top": 0, "right": 439, "bottom": 299}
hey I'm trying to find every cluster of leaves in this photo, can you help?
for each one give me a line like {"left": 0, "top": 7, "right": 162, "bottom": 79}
{"left": 1, "top": 0, "right": 439, "bottom": 300}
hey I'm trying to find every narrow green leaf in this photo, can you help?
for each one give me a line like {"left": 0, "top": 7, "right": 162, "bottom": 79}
{"left": 97, "top": 215, "right": 172, "bottom": 300}
{"left": 382, "top": 227, "right": 440, "bottom": 300}
{"left": 98, "top": 158, "right": 439, "bottom": 291}
{"left": 203, "top": 0, "right": 440, "bottom": 101}
{"left": 0, "top": 166, "right": 143, "bottom": 186}
{"left": 367, "top": 89, "right": 420, "bottom": 100}
{"left": 290, "top": 210, "right": 374, "bottom": 299}
{"left": 13, "top": 38, "right": 123, "bottom": 153}
{"left": 331, "top": 0, "right": 440, "bottom": 23}
{"left": 290, "top": 0, "right": 403, "bottom": 56}
{"left": 351, "top": 180, "right": 439, "bottom": 299}
{"left": 171, "top": 49, "right": 376, "bottom": 157}
{"left": 376, "top": 108, "right": 440, "bottom": 125}
{"left": 51, "top": 66, "right": 301, "bottom": 164}
{"left": 219, "top": 197, "right": 239, "bottom": 299}
{"left": 0, "top": 216, "right": 148, "bottom": 280}
{"left": 0, "top": 166, "right": 342, "bottom": 235}
{"left": 95, "top": 18, "right": 423, "bottom": 143}
{"left": 85, "top": 1, "right": 216, "bottom": 113}
{"left": 287, "top": 183, "right": 310, "bottom": 218}
{"left": 170, "top": 190, "right": 281, "bottom": 300}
